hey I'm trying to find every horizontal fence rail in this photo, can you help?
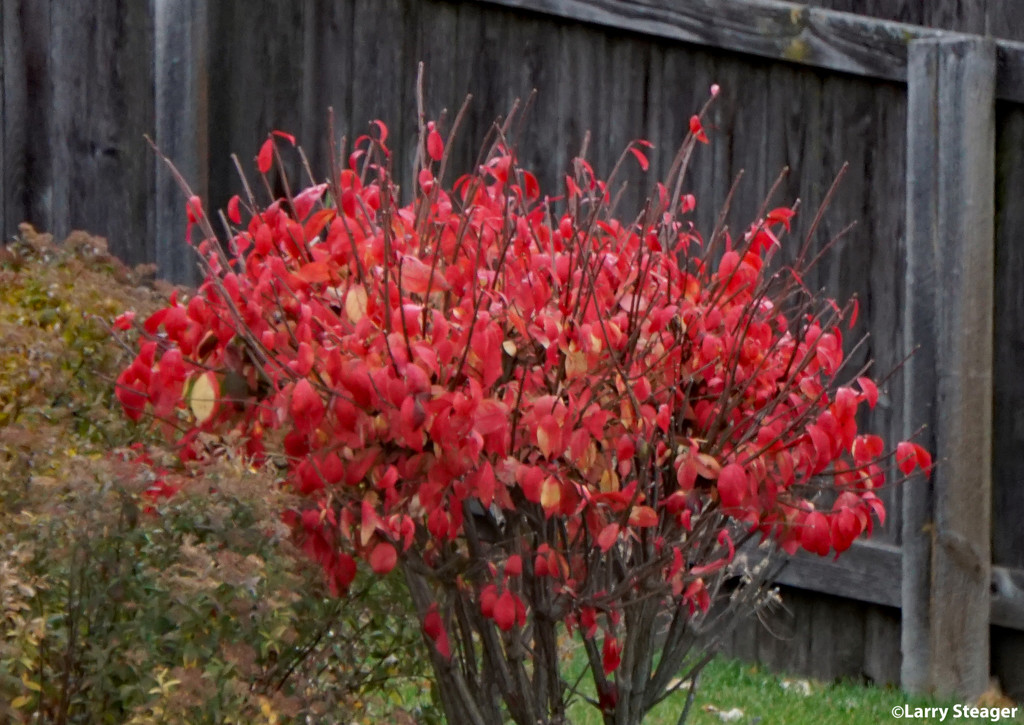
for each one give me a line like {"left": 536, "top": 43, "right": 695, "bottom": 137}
{"left": 481, "top": 0, "right": 1024, "bottom": 102}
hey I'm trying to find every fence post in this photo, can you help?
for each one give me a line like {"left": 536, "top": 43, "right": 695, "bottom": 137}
{"left": 903, "top": 36, "right": 995, "bottom": 699}
{"left": 154, "top": 0, "right": 208, "bottom": 285}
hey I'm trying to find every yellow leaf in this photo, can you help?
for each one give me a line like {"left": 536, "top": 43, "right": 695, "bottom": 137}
{"left": 565, "top": 351, "right": 587, "bottom": 380}
{"left": 346, "top": 284, "right": 368, "bottom": 323}
{"left": 540, "top": 477, "right": 561, "bottom": 512}
{"left": 11, "top": 695, "right": 32, "bottom": 708}
{"left": 21, "top": 674, "right": 41, "bottom": 692}
{"left": 187, "top": 371, "right": 219, "bottom": 424}
{"left": 599, "top": 469, "right": 620, "bottom": 493}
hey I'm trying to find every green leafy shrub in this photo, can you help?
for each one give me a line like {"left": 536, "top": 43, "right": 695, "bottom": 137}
{"left": 0, "top": 226, "right": 437, "bottom": 724}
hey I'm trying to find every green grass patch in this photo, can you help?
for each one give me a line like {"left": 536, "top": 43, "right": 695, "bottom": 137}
{"left": 566, "top": 656, "right": 1022, "bottom": 725}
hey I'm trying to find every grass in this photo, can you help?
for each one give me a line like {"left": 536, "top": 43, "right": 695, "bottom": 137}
{"left": 562, "top": 655, "right": 1024, "bottom": 725}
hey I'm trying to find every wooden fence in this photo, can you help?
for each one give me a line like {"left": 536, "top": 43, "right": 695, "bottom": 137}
{"left": 5, "top": 0, "right": 1024, "bottom": 701}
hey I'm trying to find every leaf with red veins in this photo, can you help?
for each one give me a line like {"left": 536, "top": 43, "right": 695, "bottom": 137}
{"left": 801, "top": 511, "right": 832, "bottom": 556}
{"left": 717, "top": 463, "right": 747, "bottom": 508}
{"left": 369, "top": 542, "right": 398, "bottom": 574}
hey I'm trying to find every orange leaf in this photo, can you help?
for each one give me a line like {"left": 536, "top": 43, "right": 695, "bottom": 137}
{"left": 628, "top": 506, "right": 658, "bottom": 528}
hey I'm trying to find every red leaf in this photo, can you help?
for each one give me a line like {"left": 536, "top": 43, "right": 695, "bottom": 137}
{"left": 257, "top": 138, "right": 274, "bottom": 174}
{"left": 505, "top": 555, "right": 522, "bottom": 577}
{"left": 494, "top": 590, "right": 517, "bottom": 631}
{"left": 831, "top": 509, "right": 861, "bottom": 553}
{"left": 369, "top": 542, "right": 398, "bottom": 574}
{"left": 857, "top": 376, "right": 879, "bottom": 409}
{"left": 628, "top": 506, "right": 658, "bottom": 528}
{"left": 522, "top": 170, "right": 540, "bottom": 200}
{"left": 536, "top": 414, "right": 563, "bottom": 460}
{"left": 371, "top": 119, "right": 388, "bottom": 144}
{"left": 186, "top": 195, "right": 203, "bottom": 223}
{"left": 689, "top": 115, "right": 709, "bottom": 144}
{"left": 427, "top": 128, "right": 444, "bottom": 161}
{"left": 293, "top": 183, "right": 328, "bottom": 221}
{"left": 766, "top": 206, "right": 796, "bottom": 231}
{"left": 290, "top": 379, "right": 325, "bottom": 433}
{"left": 717, "top": 463, "right": 747, "bottom": 508}
{"left": 112, "top": 310, "right": 135, "bottom": 331}
{"left": 597, "top": 523, "right": 620, "bottom": 553}
{"left": 401, "top": 255, "right": 450, "bottom": 295}
{"left": 913, "top": 443, "right": 933, "bottom": 477}
{"left": 896, "top": 441, "right": 916, "bottom": 476}
{"left": 272, "top": 129, "right": 296, "bottom": 145}
{"left": 423, "top": 605, "right": 451, "bottom": 659}
{"left": 801, "top": 511, "right": 832, "bottom": 556}
{"left": 628, "top": 147, "right": 649, "bottom": 171}
{"left": 227, "top": 195, "right": 241, "bottom": 224}
{"left": 602, "top": 636, "right": 622, "bottom": 675}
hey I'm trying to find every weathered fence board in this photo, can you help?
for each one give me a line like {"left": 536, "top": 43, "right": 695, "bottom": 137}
{"left": 903, "top": 37, "right": 995, "bottom": 699}
{"left": 479, "top": 0, "right": 1024, "bottom": 103}
{"left": 802, "top": 0, "right": 1024, "bottom": 41}
{"left": 1, "top": 0, "right": 154, "bottom": 264}
{"left": 7, "top": 0, "right": 1024, "bottom": 701}
{"left": 155, "top": 0, "right": 208, "bottom": 284}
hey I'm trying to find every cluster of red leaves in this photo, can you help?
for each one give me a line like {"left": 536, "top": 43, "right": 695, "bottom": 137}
{"left": 116, "top": 116, "right": 929, "bottom": 674}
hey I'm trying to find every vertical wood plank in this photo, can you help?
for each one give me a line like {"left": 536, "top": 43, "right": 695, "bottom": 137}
{"left": 2, "top": 1, "right": 53, "bottom": 238}
{"left": 904, "top": 37, "right": 995, "bottom": 699}
{"left": 992, "top": 104, "right": 1024, "bottom": 572}
{"left": 155, "top": 0, "right": 208, "bottom": 284}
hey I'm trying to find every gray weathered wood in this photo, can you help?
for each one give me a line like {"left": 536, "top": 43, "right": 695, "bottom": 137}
{"left": 903, "top": 37, "right": 995, "bottom": 699}
{"left": 478, "top": 0, "right": 1024, "bottom": 103}
{"left": 155, "top": 0, "right": 208, "bottom": 285}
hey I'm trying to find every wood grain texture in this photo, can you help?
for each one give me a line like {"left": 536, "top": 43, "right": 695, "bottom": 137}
{"left": 993, "top": 105, "right": 1024, "bottom": 574}
{"left": 904, "top": 37, "right": 995, "bottom": 699}
{"left": 1, "top": 0, "right": 153, "bottom": 261}
{"left": 478, "top": 0, "right": 1024, "bottom": 103}
{"left": 155, "top": 0, "right": 207, "bottom": 284}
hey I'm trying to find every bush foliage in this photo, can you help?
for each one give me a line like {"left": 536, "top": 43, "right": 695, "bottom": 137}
{"left": 0, "top": 226, "right": 436, "bottom": 724}
{"left": 114, "top": 87, "right": 930, "bottom": 725}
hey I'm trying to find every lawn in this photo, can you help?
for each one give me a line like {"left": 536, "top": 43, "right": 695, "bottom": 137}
{"left": 561, "top": 655, "right": 1023, "bottom": 725}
